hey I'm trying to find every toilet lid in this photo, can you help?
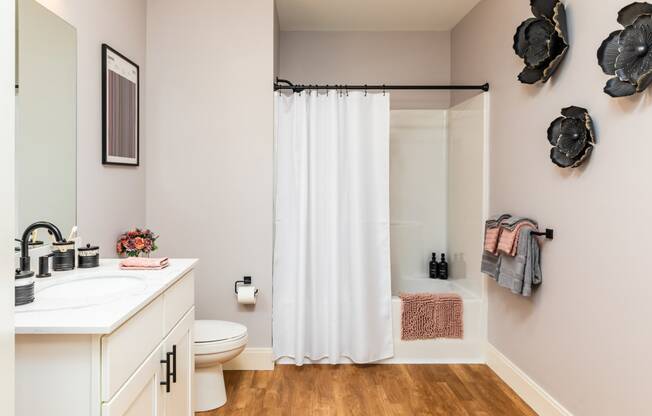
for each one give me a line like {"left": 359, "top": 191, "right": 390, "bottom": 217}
{"left": 194, "top": 320, "right": 247, "bottom": 343}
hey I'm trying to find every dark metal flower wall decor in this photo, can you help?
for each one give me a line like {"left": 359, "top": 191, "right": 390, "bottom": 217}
{"left": 513, "top": 0, "right": 569, "bottom": 84}
{"left": 598, "top": 2, "right": 652, "bottom": 97}
{"left": 547, "top": 106, "right": 596, "bottom": 168}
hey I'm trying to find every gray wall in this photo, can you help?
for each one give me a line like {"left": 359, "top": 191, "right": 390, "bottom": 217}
{"left": 452, "top": 1, "right": 652, "bottom": 414}
{"left": 279, "top": 31, "right": 452, "bottom": 109}
{"left": 146, "top": 0, "right": 275, "bottom": 348}
{"left": 0, "top": 0, "right": 16, "bottom": 412}
{"left": 35, "top": 0, "right": 147, "bottom": 256}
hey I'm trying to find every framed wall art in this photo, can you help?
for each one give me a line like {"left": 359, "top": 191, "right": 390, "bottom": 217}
{"left": 102, "top": 43, "right": 139, "bottom": 166}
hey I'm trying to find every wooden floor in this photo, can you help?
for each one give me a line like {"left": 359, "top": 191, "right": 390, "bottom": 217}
{"left": 197, "top": 364, "right": 536, "bottom": 416}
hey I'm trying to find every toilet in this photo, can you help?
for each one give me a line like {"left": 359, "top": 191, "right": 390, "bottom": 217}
{"left": 193, "top": 320, "right": 248, "bottom": 412}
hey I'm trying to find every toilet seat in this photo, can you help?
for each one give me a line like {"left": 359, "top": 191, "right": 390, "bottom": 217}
{"left": 194, "top": 320, "right": 248, "bottom": 355}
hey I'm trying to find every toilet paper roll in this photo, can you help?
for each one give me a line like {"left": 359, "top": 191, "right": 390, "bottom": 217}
{"left": 237, "top": 286, "right": 257, "bottom": 305}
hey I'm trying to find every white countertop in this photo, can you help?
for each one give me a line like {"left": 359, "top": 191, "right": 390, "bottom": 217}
{"left": 15, "top": 258, "right": 198, "bottom": 335}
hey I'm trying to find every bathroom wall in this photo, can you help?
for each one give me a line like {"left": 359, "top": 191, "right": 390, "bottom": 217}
{"left": 146, "top": 0, "right": 275, "bottom": 348}
{"left": 0, "top": 0, "right": 16, "bottom": 412}
{"left": 34, "top": 0, "right": 147, "bottom": 255}
{"left": 390, "top": 110, "right": 448, "bottom": 288}
{"left": 452, "top": 1, "right": 652, "bottom": 414}
{"left": 279, "top": 31, "right": 452, "bottom": 109}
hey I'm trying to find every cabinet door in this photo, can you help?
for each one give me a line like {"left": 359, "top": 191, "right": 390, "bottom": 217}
{"left": 162, "top": 308, "right": 195, "bottom": 416}
{"left": 102, "top": 345, "right": 163, "bottom": 416}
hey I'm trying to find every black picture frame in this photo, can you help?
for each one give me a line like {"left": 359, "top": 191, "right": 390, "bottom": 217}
{"left": 102, "top": 44, "right": 140, "bottom": 166}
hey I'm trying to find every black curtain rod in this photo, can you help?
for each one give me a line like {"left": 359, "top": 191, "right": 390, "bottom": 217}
{"left": 274, "top": 78, "right": 489, "bottom": 93}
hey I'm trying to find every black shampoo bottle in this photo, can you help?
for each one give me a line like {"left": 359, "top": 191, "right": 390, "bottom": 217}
{"left": 429, "top": 253, "right": 438, "bottom": 279}
{"left": 438, "top": 254, "right": 449, "bottom": 280}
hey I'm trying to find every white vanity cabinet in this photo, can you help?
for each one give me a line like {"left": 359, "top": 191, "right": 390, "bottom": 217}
{"left": 102, "top": 309, "right": 194, "bottom": 416}
{"left": 15, "top": 263, "right": 197, "bottom": 416}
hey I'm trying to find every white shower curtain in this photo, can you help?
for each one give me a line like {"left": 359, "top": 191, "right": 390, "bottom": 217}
{"left": 273, "top": 91, "right": 394, "bottom": 365}
{"left": 273, "top": 91, "right": 393, "bottom": 365}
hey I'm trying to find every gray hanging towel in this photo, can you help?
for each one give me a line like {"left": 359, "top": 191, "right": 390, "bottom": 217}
{"left": 497, "top": 226, "right": 542, "bottom": 296}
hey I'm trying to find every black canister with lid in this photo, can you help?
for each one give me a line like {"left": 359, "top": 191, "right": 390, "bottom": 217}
{"left": 78, "top": 243, "right": 100, "bottom": 268}
{"left": 52, "top": 240, "right": 76, "bottom": 271}
{"left": 15, "top": 269, "right": 35, "bottom": 306}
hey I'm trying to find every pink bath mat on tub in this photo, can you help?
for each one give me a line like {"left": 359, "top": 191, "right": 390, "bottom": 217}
{"left": 399, "top": 293, "right": 463, "bottom": 340}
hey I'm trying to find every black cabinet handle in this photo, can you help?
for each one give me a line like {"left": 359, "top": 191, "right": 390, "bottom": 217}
{"left": 171, "top": 345, "right": 177, "bottom": 383}
{"left": 160, "top": 351, "right": 173, "bottom": 393}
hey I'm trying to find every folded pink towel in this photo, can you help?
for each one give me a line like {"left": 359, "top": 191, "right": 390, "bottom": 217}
{"left": 484, "top": 216, "right": 511, "bottom": 254}
{"left": 484, "top": 227, "right": 501, "bottom": 253}
{"left": 497, "top": 221, "right": 536, "bottom": 256}
{"left": 120, "top": 257, "right": 169, "bottom": 270}
{"left": 400, "top": 293, "right": 463, "bottom": 340}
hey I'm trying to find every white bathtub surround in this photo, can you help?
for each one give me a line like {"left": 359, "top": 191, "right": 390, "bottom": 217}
{"left": 446, "top": 93, "right": 487, "bottom": 297}
{"left": 389, "top": 95, "right": 487, "bottom": 300}
{"left": 385, "top": 94, "right": 488, "bottom": 364}
{"left": 273, "top": 91, "right": 393, "bottom": 365}
{"left": 390, "top": 110, "right": 448, "bottom": 283}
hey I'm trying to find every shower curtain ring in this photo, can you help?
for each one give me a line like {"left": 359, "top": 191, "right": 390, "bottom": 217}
{"left": 383, "top": 84, "right": 386, "bottom": 96}
{"left": 364, "top": 84, "right": 368, "bottom": 96}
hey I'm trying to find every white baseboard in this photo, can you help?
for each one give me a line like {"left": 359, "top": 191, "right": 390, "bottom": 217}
{"left": 223, "top": 347, "right": 274, "bottom": 371}
{"left": 486, "top": 343, "right": 573, "bottom": 416}
{"left": 379, "top": 357, "right": 485, "bottom": 364}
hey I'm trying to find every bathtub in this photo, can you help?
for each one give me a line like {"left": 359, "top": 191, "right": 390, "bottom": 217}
{"left": 277, "top": 277, "right": 486, "bottom": 365}
{"left": 382, "top": 277, "right": 486, "bottom": 364}
{"left": 391, "top": 275, "right": 479, "bottom": 299}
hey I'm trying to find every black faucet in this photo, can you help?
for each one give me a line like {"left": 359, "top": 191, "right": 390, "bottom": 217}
{"left": 18, "top": 221, "right": 64, "bottom": 273}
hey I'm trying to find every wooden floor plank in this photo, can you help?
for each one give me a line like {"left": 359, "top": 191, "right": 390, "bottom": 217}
{"left": 197, "top": 364, "right": 536, "bottom": 416}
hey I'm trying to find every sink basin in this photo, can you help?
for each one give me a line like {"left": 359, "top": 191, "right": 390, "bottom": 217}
{"left": 16, "top": 275, "right": 148, "bottom": 312}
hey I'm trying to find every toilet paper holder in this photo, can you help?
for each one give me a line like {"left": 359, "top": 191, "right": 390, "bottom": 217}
{"left": 234, "top": 276, "right": 258, "bottom": 295}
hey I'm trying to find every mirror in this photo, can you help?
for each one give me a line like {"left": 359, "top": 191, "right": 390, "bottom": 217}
{"left": 15, "top": 0, "right": 77, "bottom": 241}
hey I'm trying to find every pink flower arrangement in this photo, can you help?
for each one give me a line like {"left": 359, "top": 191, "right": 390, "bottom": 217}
{"left": 116, "top": 228, "right": 158, "bottom": 257}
